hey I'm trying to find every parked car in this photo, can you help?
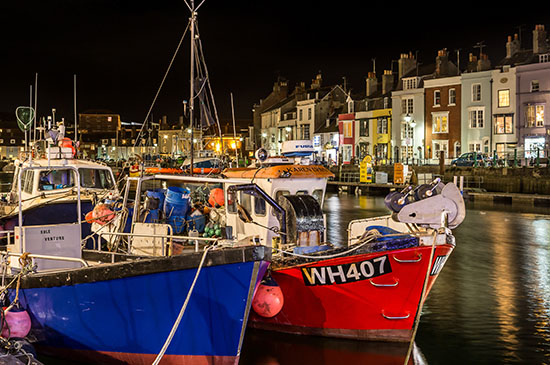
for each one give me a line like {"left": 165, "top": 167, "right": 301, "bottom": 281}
{"left": 451, "top": 152, "right": 492, "bottom": 167}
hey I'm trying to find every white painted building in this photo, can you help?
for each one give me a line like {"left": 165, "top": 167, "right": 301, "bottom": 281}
{"left": 491, "top": 65, "right": 518, "bottom": 157}
{"left": 391, "top": 75, "right": 426, "bottom": 163}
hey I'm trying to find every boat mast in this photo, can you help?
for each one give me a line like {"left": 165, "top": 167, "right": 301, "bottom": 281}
{"left": 33, "top": 73, "right": 38, "bottom": 143}
{"left": 74, "top": 74, "right": 78, "bottom": 143}
{"left": 189, "top": 1, "right": 196, "bottom": 176}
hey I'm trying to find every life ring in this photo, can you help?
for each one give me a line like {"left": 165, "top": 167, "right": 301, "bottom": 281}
{"left": 129, "top": 164, "right": 141, "bottom": 177}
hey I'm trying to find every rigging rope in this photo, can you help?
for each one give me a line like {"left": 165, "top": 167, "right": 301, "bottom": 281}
{"left": 152, "top": 244, "right": 214, "bottom": 365}
{"left": 134, "top": 21, "right": 191, "bottom": 147}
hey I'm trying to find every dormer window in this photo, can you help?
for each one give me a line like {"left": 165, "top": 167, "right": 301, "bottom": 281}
{"left": 403, "top": 77, "right": 418, "bottom": 90}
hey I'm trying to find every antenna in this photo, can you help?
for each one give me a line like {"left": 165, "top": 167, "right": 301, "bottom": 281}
{"left": 455, "top": 48, "right": 461, "bottom": 74}
{"left": 230, "top": 92, "right": 238, "bottom": 166}
{"left": 474, "top": 41, "right": 485, "bottom": 58}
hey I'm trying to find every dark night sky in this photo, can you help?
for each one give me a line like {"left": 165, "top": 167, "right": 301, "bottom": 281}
{"left": 0, "top": 1, "right": 543, "bottom": 127}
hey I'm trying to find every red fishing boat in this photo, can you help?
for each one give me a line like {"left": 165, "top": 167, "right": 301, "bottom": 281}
{"left": 223, "top": 143, "right": 465, "bottom": 342}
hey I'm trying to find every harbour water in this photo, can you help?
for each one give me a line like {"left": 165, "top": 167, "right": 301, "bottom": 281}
{"left": 1, "top": 173, "right": 549, "bottom": 364}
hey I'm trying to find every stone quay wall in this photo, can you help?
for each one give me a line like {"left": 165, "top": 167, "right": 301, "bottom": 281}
{"left": 331, "top": 164, "right": 550, "bottom": 195}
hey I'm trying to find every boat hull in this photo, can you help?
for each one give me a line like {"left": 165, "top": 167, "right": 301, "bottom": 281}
{"left": 11, "top": 246, "right": 270, "bottom": 364}
{"left": 249, "top": 244, "right": 453, "bottom": 342}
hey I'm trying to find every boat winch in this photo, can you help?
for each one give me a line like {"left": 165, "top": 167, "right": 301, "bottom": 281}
{"left": 278, "top": 194, "right": 324, "bottom": 247}
{"left": 387, "top": 181, "right": 466, "bottom": 229}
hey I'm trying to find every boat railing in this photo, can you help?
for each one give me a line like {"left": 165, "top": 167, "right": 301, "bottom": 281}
{"left": 97, "top": 231, "right": 218, "bottom": 254}
{"left": 0, "top": 230, "right": 15, "bottom": 245}
{"left": 347, "top": 215, "right": 417, "bottom": 246}
{"left": 347, "top": 210, "right": 455, "bottom": 247}
{"left": 123, "top": 174, "right": 245, "bottom": 230}
{"left": 2, "top": 251, "right": 89, "bottom": 269}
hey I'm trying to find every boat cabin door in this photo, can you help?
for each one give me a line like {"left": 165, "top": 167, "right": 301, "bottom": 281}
{"left": 9, "top": 165, "right": 83, "bottom": 271}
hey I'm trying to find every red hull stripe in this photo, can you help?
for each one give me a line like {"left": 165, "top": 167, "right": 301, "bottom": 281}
{"left": 37, "top": 346, "right": 239, "bottom": 365}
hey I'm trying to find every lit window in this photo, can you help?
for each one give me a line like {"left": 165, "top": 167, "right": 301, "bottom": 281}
{"left": 526, "top": 104, "right": 545, "bottom": 127}
{"left": 343, "top": 121, "right": 353, "bottom": 138}
{"left": 498, "top": 90, "right": 510, "bottom": 107}
{"left": 494, "top": 114, "right": 514, "bottom": 134}
{"left": 432, "top": 113, "right": 448, "bottom": 133}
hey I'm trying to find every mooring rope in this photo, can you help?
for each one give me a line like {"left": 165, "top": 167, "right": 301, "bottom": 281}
{"left": 403, "top": 229, "right": 438, "bottom": 364}
{"left": 270, "top": 230, "right": 381, "bottom": 260}
{"left": 152, "top": 244, "right": 214, "bottom": 365}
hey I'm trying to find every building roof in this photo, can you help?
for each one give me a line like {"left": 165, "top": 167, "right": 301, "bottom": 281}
{"left": 315, "top": 118, "right": 339, "bottom": 134}
{"left": 497, "top": 49, "right": 539, "bottom": 67}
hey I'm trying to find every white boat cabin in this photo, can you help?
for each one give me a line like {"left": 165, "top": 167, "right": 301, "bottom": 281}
{"left": 8, "top": 156, "right": 118, "bottom": 211}
{"left": 222, "top": 163, "right": 333, "bottom": 247}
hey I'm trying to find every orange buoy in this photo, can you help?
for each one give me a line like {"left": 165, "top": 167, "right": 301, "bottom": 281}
{"left": 252, "top": 278, "right": 284, "bottom": 318}
{"left": 86, "top": 203, "right": 116, "bottom": 225}
{"left": 208, "top": 188, "right": 224, "bottom": 208}
{"left": 1, "top": 308, "right": 31, "bottom": 338}
{"left": 85, "top": 211, "right": 94, "bottom": 223}
{"left": 58, "top": 137, "right": 76, "bottom": 157}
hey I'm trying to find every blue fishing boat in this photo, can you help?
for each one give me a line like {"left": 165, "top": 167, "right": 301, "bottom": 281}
{"left": 0, "top": 2, "right": 273, "bottom": 362}
{"left": 1, "top": 164, "right": 270, "bottom": 364}
{"left": 9, "top": 245, "right": 269, "bottom": 364}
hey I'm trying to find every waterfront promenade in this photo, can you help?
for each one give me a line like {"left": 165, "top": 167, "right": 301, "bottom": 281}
{"left": 328, "top": 164, "right": 550, "bottom": 206}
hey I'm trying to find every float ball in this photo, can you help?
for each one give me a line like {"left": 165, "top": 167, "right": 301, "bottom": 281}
{"left": 252, "top": 283, "right": 284, "bottom": 318}
{"left": 1, "top": 308, "right": 31, "bottom": 338}
{"left": 208, "top": 188, "right": 224, "bottom": 207}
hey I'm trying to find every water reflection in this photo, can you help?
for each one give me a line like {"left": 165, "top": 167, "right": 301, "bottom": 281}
{"left": 240, "top": 328, "right": 426, "bottom": 365}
